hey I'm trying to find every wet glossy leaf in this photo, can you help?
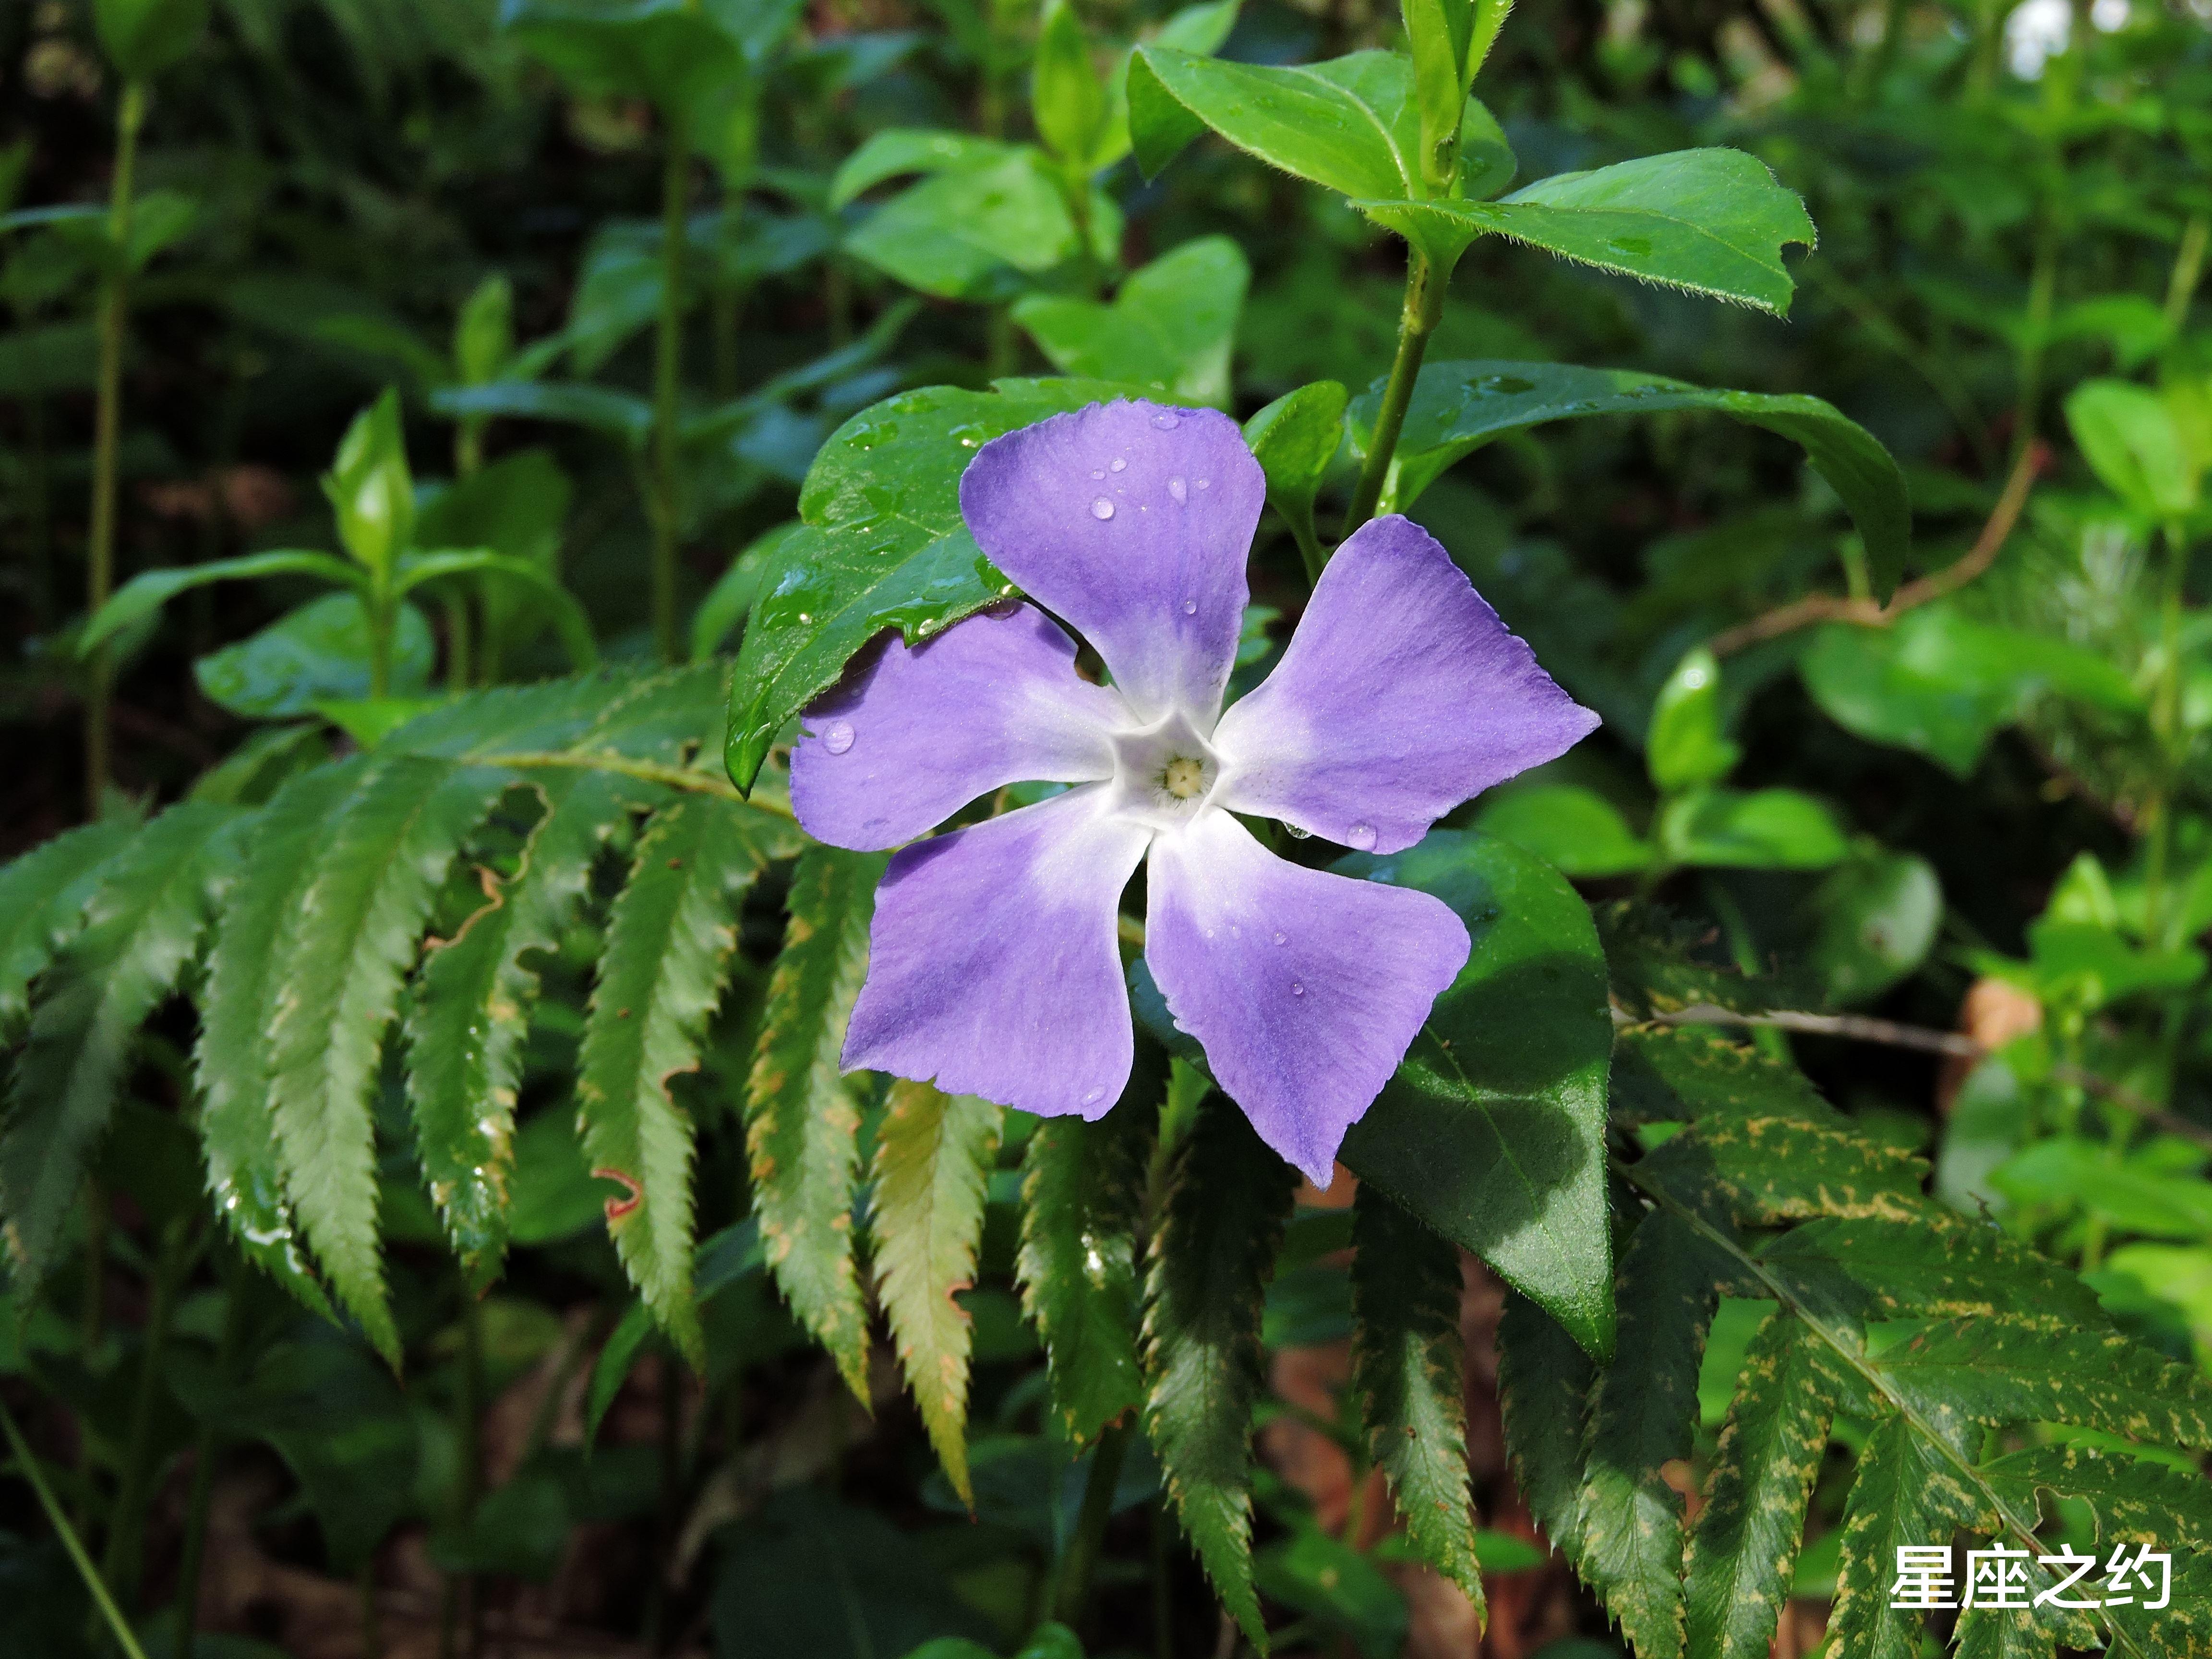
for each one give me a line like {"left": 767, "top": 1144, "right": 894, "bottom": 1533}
{"left": 1339, "top": 830, "right": 1615, "bottom": 1359}
{"left": 724, "top": 377, "right": 1164, "bottom": 791}
{"left": 1013, "top": 236, "right": 1249, "bottom": 408}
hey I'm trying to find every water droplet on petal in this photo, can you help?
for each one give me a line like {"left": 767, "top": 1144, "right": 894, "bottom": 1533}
{"left": 1181, "top": 598, "right": 1197, "bottom": 615}
{"left": 1110, "top": 457, "right": 1127, "bottom": 472}
{"left": 1091, "top": 498, "right": 1115, "bottom": 520}
{"left": 1291, "top": 981, "right": 1306, "bottom": 996}
{"left": 1151, "top": 411, "right": 1180, "bottom": 429}
{"left": 1090, "top": 469, "right": 1105, "bottom": 480}
{"left": 1273, "top": 931, "right": 1286, "bottom": 945}
{"left": 1346, "top": 821, "right": 1377, "bottom": 851}
{"left": 822, "top": 720, "right": 854, "bottom": 755}
{"left": 1196, "top": 477, "right": 1210, "bottom": 490}
{"left": 1168, "top": 476, "right": 1188, "bottom": 503}
{"left": 1081, "top": 1086, "right": 1105, "bottom": 1106}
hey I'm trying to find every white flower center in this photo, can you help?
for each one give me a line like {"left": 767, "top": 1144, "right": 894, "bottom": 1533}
{"left": 1107, "top": 709, "right": 1221, "bottom": 830}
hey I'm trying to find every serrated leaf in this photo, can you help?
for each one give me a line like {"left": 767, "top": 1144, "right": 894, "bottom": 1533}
{"left": 745, "top": 844, "right": 888, "bottom": 1398}
{"left": 1, "top": 803, "right": 243, "bottom": 1279}
{"left": 196, "top": 760, "right": 365, "bottom": 1316}
{"left": 1495, "top": 1290, "right": 1597, "bottom": 1571}
{"left": 0, "top": 813, "right": 141, "bottom": 1033}
{"left": 1361, "top": 149, "right": 1815, "bottom": 317}
{"left": 1827, "top": 1415, "right": 1990, "bottom": 1659}
{"left": 1639, "top": 1114, "right": 1926, "bottom": 1224}
{"left": 1017, "top": 1056, "right": 1161, "bottom": 1446}
{"left": 406, "top": 768, "right": 659, "bottom": 1280}
{"left": 579, "top": 794, "right": 779, "bottom": 1366}
{"left": 1682, "top": 1312, "right": 1837, "bottom": 1659}
{"left": 724, "top": 378, "right": 1170, "bottom": 791}
{"left": 1576, "top": 1212, "right": 1728, "bottom": 1659}
{"left": 871, "top": 1082, "right": 1002, "bottom": 1504}
{"left": 1142, "top": 1094, "right": 1296, "bottom": 1648}
{"left": 1339, "top": 831, "right": 1615, "bottom": 1360}
{"left": 1346, "top": 359, "right": 1908, "bottom": 595}
{"left": 264, "top": 757, "right": 512, "bottom": 1361}
{"left": 1610, "top": 1024, "right": 1842, "bottom": 1128}
{"left": 1349, "top": 1186, "right": 1482, "bottom": 1610}
{"left": 1874, "top": 1317, "right": 2212, "bottom": 1449}
{"left": 1760, "top": 1212, "right": 2113, "bottom": 1332}
{"left": 1953, "top": 1605, "right": 2057, "bottom": 1659}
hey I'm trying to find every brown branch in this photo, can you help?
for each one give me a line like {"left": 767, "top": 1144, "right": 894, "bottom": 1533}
{"left": 1628, "top": 1001, "right": 2212, "bottom": 1150}
{"left": 1708, "top": 441, "right": 2043, "bottom": 657}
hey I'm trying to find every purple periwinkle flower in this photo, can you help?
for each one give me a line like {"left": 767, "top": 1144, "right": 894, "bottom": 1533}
{"left": 791, "top": 399, "right": 1598, "bottom": 1184}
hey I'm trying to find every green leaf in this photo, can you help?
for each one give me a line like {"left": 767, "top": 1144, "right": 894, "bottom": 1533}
{"left": 586, "top": 1297, "right": 656, "bottom": 1445}
{"left": 1682, "top": 1313, "right": 1837, "bottom": 1659}
{"left": 1013, "top": 237, "right": 1249, "bottom": 408}
{"left": 1657, "top": 787, "right": 1850, "bottom": 870}
{"left": 1348, "top": 1186, "right": 1483, "bottom": 1608}
{"left": 194, "top": 593, "right": 435, "bottom": 719}
{"left": 1473, "top": 784, "right": 1652, "bottom": 878}
{"left": 1142, "top": 1095, "right": 1296, "bottom": 1648}
{"left": 1611, "top": 1024, "right": 1839, "bottom": 1127}
{"left": 1032, "top": 0, "right": 1108, "bottom": 169}
{"left": 2066, "top": 378, "right": 2200, "bottom": 519}
{"left": 1128, "top": 47, "right": 1421, "bottom": 198}
{"left": 1362, "top": 149, "right": 1815, "bottom": 316}
{"left": 1800, "top": 603, "right": 2144, "bottom": 778}
{"left": 263, "top": 757, "right": 513, "bottom": 1360}
{"left": 1242, "top": 380, "right": 1348, "bottom": 562}
{"left": 0, "top": 804, "right": 243, "bottom": 1279}
{"left": 1017, "top": 1067, "right": 1160, "bottom": 1446}
{"left": 1401, "top": 0, "right": 1474, "bottom": 191}
{"left": 0, "top": 814, "right": 141, "bottom": 1034}
{"left": 1873, "top": 1317, "right": 2212, "bottom": 1449}
{"left": 120, "top": 189, "right": 196, "bottom": 272}
{"left": 501, "top": 0, "right": 747, "bottom": 118}
{"left": 1338, "top": 830, "right": 1616, "bottom": 1360}
{"left": 828, "top": 130, "right": 1022, "bottom": 209}
{"left": 1647, "top": 647, "right": 1740, "bottom": 792}
{"left": 1575, "top": 1212, "right": 1729, "bottom": 1659}
{"left": 1640, "top": 1113, "right": 1927, "bottom": 1224}
{"left": 0, "top": 320, "right": 98, "bottom": 397}
{"left": 693, "top": 521, "right": 806, "bottom": 662}
{"left": 79, "top": 550, "right": 363, "bottom": 658}
{"left": 194, "top": 762, "right": 357, "bottom": 1316}
{"left": 1760, "top": 1212, "right": 2113, "bottom": 1331}
{"left": 394, "top": 550, "right": 599, "bottom": 670}
{"left": 1826, "top": 1415, "right": 1981, "bottom": 1659}
{"left": 405, "top": 769, "right": 656, "bottom": 1280}
{"left": 454, "top": 273, "right": 514, "bottom": 385}
{"left": 324, "top": 389, "right": 415, "bottom": 579}
{"left": 843, "top": 152, "right": 1116, "bottom": 300}
{"left": 580, "top": 795, "right": 780, "bottom": 1364}
{"left": 1810, "top": 850, "right": 1941, "bottom": 1005}
{"left": 725, "top": 377, "right": 1163, "bottom": 791}
{"left": 1494, "top": 1291, "right": 1599, "bottom": 1584}
{"left": 428, "top": 380, "right": 656, "bottom": 448}
{"left": 93, "top": 0, "right": 211, "bottom": 79}
{"left": 1349, "top": 361, "right": 1910, "bottom": 595}
{"left": 871, "top": 1083, "right": 1003, "bottom": 1503}
{"left": 744, "top": 845, "right": 888, "bottom": 1398}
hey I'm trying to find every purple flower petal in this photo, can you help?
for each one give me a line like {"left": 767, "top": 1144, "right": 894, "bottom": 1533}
{"left": 792, "top": 604, "right": 1126, "bottom": 852}
{"left": 1143, "top": 810, "right": 1470, "bottom": 1185}
{"left": 843, "top": 787, "right": 1149, "bottom": 1118}
{"left": 960, "top": 399, "right": 1264, "bottom": 727}
{"left": 1211, "top": 515, "right": 1600, "bottom": 854}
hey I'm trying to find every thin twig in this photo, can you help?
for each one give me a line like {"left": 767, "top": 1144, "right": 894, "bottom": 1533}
{"left": 1708, "top": 441, "right": 2041, "bottom": 657}
{"left": 0, "top": 1397, "right": 152, "bottom": 1659}
{"left": 1630, "top": 1002, "right": 2212, "bottom": 1149}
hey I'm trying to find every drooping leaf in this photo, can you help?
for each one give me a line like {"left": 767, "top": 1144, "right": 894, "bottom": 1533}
{"left": 724, "top": 377, "right": 1165, "bottom": 791}
{"left": 0, "top": 814, "right": 142, "bottom": 1033}
{"left": 1350, "top": 360, "right": 1909, "bottom": 596}
{"left": 1339, "top": 831, "right": 1615, "bottom": 1360}
{"left": 579, "top": 794, "right": 781, "bottom": 1363}
{"left": 427, "top": 380, "right": 656, "bottom": 448}
{"left": 1494, "top": 1291, "right": 1598, "bottom": 1576}
{"left": 195, "top": 760, "right": 365, "bottom": 1316}
{"left": 78, "top": 550, "right": 363, "bottom": 658}
{"left": 406, "top": 768, "right": 657, "bottom": 1280}
{"left": 393, "top": 550, "right": 600, "bottom": 670}
{"left": 744, "top": 845, "right": 889, "bottom": 1398}
{"left": 1348, "top": 1186, "right": 1483, "bottom": 1608}
{"left": 263, "top": 757, "right": 513, "bottom": 1360}
{"left": 1575, "top": 1212, "right": 1728, "bottom": 1659}
{"left": 1142, "top": 1094, "right": 1297, "bottom": 1647}
{"left": 871, "top": 1083, "right": 1003, "bottom": 1503}
{"left": 1017, "top": 1055, "right": 1162, "bottom": 1446}
{"left": 1013, "top": 237, "right": 1250, "bottom": 408}
{"left": 1682, "top": 1313, "right": 1838, "bottom": 1659}
{"left": 0, "top": 803, "right": 244, "bottom": 1279}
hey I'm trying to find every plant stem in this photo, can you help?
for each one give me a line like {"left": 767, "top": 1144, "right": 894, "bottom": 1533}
{"left": 86, "top": 79, "right": 145, "bottom": 819}
{"left": 2165, "top": 214, "right": 2208, "bottom": 336}
{"left": 1342, "top": 252, "right": 1443, "bottom": 538}
{"left": 367, "top": 588, "right": 394, "bottom": 700}
{"left": 174, "top": 1253, "right": 249, "bottom": 1659}
{"left": 0, "top": 1397, "right": 151, "bottom": 1659}
{"left": 2009, "top": 216, "right": 2057, "bottom": 467}
{"left": 650, "top": 109, "right": 690, "bottom": 665}
{"left": 100, "top": 1217, "right": 192, "bottom": 1618}
{"left": 443, "top": 595, "right": 472, "bottom": 694}
{"left": 2141, "top": 518, "right": 2192, "bottom": 948}
{"left": 1053, "top": 1421, "right": 1130, "bottom": 1630}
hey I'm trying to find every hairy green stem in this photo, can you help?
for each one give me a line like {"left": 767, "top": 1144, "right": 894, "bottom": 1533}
{"left": 0, "top": 1398, "right": 150, "bottom": 1659}
{"left": 651, "top": 111, "right": 690, "bottom": 665}
{"left": 1053, "top": 1420, "right": 1130, "bottom": 1629}
{"left": 1343, "top": 252, "right": 1443, "bottom": 538}
{"left": 86, "top": 80, "right": 146, "bottom": 818}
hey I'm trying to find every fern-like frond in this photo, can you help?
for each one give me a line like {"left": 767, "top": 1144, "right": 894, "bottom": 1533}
{"left": 0, "top": 810, "right": 144, "bottom": 1032}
